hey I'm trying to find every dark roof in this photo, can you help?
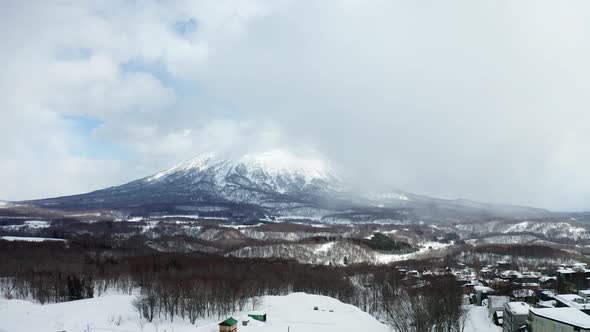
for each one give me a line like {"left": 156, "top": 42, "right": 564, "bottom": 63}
{"left": 219, "top": 317, "right": 238, "bottom": 326}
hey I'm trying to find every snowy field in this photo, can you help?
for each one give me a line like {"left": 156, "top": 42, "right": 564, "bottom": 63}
{"left": 0, "top": 293, "right": 391, "bottom": 332}
{"left": 0, "top": 236, "right": 66, "bottom": 242}
{"left": 374, "top": 241, "right": 453, "bottom": 264}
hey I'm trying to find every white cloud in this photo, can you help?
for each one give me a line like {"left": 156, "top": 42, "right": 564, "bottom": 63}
{"left": 1, "top": 0, "right": 590, "bottom": 210}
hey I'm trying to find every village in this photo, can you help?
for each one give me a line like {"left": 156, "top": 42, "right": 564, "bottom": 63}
{"left": 452, "top": 261, "right": 590, "bottom": 331}
{"left": 207, "top": 261, "right": 590, "bottom": 332}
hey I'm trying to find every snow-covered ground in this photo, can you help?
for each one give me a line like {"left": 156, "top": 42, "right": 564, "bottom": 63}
{"left": 219, "top": 223, "right": 264, "bottom": 229}
{"left": 0, "top": 236, "right": 66, "bottom": 242}
{"left": 0, "top": 220, "right": 52, "bottom": 232}
{"left": 463, "top": 305, "right": 502, "bottom": 332}
{"left": 0, "top": 293, "right": 390, "bottom": 332}
{"left": 314, "top": 241, "right": 336, "bottom": 253}
{"left": 374, "top": 241, "right": 453, "bottom": 264}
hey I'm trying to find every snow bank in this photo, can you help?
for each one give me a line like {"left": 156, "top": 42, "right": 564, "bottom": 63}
{"left": 0, "top": 293, "right": 389, "bottom": 332}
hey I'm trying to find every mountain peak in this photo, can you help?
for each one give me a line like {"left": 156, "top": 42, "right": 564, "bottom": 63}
{"left": 147, "top": 149, "right": 338, "bottom": 183}
{"left": 240, "top": 149, "right": 335, "bottom": 180}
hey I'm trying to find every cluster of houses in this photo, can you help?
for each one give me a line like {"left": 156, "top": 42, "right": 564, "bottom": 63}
{"left": 215, "top": 261, "right": 590, "bottom": 331}
{"left": 460, "top": 261, "right": 590, "bottom": 331}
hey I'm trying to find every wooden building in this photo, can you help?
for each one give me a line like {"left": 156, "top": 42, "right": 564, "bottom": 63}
{"left": 219, "top": 317, "right": 238, "bottom": 332}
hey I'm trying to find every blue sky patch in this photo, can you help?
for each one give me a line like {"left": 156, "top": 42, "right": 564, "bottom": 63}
{"left": 63, "top": 115, "right": 128, "bottom": 160}
{"left": 174, "top": 18, "right": 198, "bottom": 36}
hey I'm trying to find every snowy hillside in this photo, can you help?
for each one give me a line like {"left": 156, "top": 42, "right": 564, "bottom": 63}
{"left": 228, "top": 240, "right": 451, "bottom": 265}
{"left": 0, "top": 292, "right": 390, "bottom": 332}
{"left": 456, "top": 220, "right": 590, "bottom": 243}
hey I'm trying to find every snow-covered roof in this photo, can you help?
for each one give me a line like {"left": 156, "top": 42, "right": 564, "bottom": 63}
{"left": 557, "top": 268, "right": 575, "bottom": 274}
{"left": 504, "top": 302, "right": 530, "bottom": 316}
{"left": 537, "top": 300, "right": 556, "bottom": 308}
{"left": 501, "top": 270, "right": 523, "bottom": 278}
{"left": 512, "top": 289, "right": 534, "bottom": 298}
{"left": 539, "top": 276, "right": 557, "bottom": 283}
{"left": 474, "top": 285, "right": 494, "bottom": 293}
{"left": 554, "top": 294, "right": 590, "bottom": 310}
{"left": 558, "top": 267, "right": 590, "bottom": 274}
{"left": 530, "top": 308, "right": 590, "bottom": 328}
{"left": 248, "top": 311, "right": 266, "bottom": 315}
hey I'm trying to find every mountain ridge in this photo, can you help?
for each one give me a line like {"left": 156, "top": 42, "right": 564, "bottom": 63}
{"left": 22, "top": 149, "right": 552, "bottom": 221}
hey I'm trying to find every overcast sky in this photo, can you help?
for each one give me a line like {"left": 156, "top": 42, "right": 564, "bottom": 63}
{"left": 1, "top": 0, "right": 589, "bottom": 210}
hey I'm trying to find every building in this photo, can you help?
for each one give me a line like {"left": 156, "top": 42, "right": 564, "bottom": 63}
{"left": 579, "top": 290, "right": 590, "bottom": 300}
{"left": 554, "top": 294, "right": 590, "bottom": 314}
{"left": 528, "top": 308, "right": 590, "bottom": 332}
{"left": 539, "top": 276, "right": 557, "bottom": 289}
{"left": 474, "top": 285, "right": 495, "bottom": 306}
{"left": 219, "top": 317, "right": 238, "bottom": 332}
{"left": 481, "top": 267, "right": 497, "bottom": 279}
{"left": 503, "top": 302, "right": 529, "bottom": 332}
{"left": 497, "top": 261, "right": 512, "bottom": 270}
{"left": 512, "top": 289, "right": 535, "bottom": 303}
{"left": 488, "top": 295, "right": 510, "bottom": 318}
{"left": 537, "top": 290, "right": 555, "bottom": 302}
{"left": 557, "top": 267, "right": 590, "bottom": 290}
{"left": 501, "top": 270, "right": 523, "bottom": 281}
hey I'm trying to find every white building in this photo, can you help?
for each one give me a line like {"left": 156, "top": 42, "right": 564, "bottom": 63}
{"left": 528, "top": 307, "right": 590, "bottom": 332}
{"left": 503, "top": 302, "right": 529, "bottom": 332}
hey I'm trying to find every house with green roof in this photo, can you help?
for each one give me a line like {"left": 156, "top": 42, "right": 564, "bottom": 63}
{"left": 218, "top": 317, "right": 238, "bottom": 332}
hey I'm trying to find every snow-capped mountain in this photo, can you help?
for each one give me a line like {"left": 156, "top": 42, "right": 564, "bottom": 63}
{"left": 28, "top": 150, "right": 350, "bottom": 216}
{"left": 25, "top": 149, "right": 552, "bottom": 221}
{"left": 145, "top": 150, "right": 343, "bottom": 197}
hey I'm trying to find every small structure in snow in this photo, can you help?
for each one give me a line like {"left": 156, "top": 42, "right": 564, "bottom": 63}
{"left": 219, "top": 317, "right": 238, "bottom": 332}
{"left": 248, "top": 311, "right": 267, "bottom": 322}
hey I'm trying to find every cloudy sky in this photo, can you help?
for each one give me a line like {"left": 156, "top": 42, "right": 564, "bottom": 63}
{"left": 1, "top": 0, "right": 589, "bottom": 210}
